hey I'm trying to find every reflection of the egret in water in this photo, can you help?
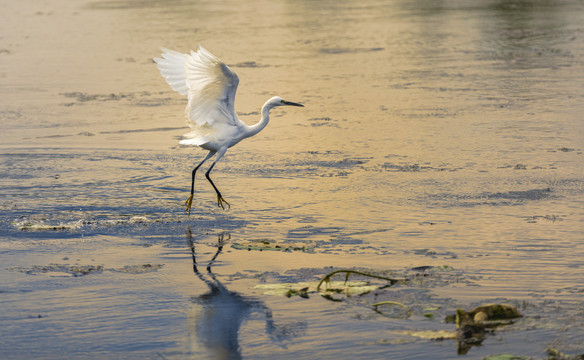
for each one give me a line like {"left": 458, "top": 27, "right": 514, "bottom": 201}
{"left": 186, "top": 229, "right": 306, "bottom": 359}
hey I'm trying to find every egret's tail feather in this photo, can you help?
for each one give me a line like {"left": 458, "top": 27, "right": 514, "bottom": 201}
{"left": 179, "top": 137, "right": 208, "bottom": 146}
{"left": 179, "top": 128, "right": 214, "bottom": 146}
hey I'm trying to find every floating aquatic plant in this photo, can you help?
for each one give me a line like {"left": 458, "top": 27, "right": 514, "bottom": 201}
{"left": 316, "top": 269, "right": 400, "bottom": 292}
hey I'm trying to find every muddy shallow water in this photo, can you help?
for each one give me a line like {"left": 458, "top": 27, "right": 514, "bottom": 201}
{"left": 1, "top": 0, "right": 584, "bottom": 359}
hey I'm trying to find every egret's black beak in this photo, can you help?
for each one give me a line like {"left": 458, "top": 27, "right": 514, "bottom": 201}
{"left": 283, "top": 100, "right": 304, "bottom": 107}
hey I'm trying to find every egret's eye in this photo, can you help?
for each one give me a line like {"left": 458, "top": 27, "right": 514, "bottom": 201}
{"left": 280, "top": 100, "right": 285, "bottom": 104}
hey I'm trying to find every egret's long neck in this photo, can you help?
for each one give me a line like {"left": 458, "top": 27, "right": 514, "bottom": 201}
{"left": 247, "top": 102, "right": 273, "bottom": 138}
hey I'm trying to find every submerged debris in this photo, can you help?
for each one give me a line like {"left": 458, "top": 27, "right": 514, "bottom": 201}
{"left": 9, "top": 263, "right": 164, "bottom": 276}
{"left": 455, "top": 304, "right": 522, "bottom": 354}
{"left": 454, "top": 303, "right": 523, "bottom": 326}
{"left": 524, "top": 214, "right": 564, "bottom": 223}
{"left": 108, "top": 264, "right": 164, "bottom": 274}
{"left": 558, "top": 147, "right": 575, "bottom": 152}
{"left": 393, "top": 303, "right": 523, "bottom": 355}
{"left": 100, "top": 216, "right": 154, "bottom": 225}
{"left": 372, "top": 301, "right": 412, "bottom": 319}
{"left": 483, "top": 355, "right": 530, "bottom": 360}
{"left": 13, "top": 218, "right": 84, "bottom": 231}
{"left": 231, "top": 240, "right": 312, "bottom": 252}
{"left": 547, "top": 348, "right": 584, "bottom": 360}
{"left": 514, "top": 164, "right": 527, "bottom": 170}
{"left": 9, "top": 264, "right": 104, "bottom": 277}
{"left": 13, "top": 215, "right": 157, "bottom": 231}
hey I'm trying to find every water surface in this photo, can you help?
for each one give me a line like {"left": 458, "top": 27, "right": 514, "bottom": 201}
{"left": 1, "top": 0, "right": 583, "bottom": 359}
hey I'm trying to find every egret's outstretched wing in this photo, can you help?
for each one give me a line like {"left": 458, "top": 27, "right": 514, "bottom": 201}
{"left": 185, "top": 46, "right": 240, "bottom": 128}
{"left": 154, "top": 46, "right": 240, "bottom": 129}
{"left": 154, "top": 48, "right": 190, "bottom": 95}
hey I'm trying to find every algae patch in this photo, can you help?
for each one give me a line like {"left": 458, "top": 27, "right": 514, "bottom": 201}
{"left": 9, "top": 263, "right": 164, "bottom": 276}
{"left": 231, "top": 239, "right": 312, "bottom": 252}
{"left": 8, "top": 264, "right": 104, "bottom": 277}
{"left": 13, "top": 218, "right": 84, "bottom": 231}
{"left": 108, "top": 264, "right": 164, "bottom": 274}
{"left": 13, "top": 215, "right": 159, "bottom": 231}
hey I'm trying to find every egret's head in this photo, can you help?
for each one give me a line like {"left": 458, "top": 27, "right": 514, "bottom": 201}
{"left": 266, "top": 96, "right": 304, "bottom": 109}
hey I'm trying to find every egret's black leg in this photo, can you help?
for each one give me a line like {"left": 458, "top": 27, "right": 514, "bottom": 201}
{"left": 206, "top": 233, "right": 230, "bottom": 271}
{"left": 205, "top": 160, "right": 230, "bottom": 210}
{"left": 185, "top": 151, "right": 216, "bottom": 215}
{"left": 186, "top": 228, "right": 199, "bottom": 274}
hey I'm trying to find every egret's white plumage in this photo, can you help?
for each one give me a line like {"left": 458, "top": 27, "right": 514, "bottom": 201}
{"left": 154, "top": 45, "right": 303, "bottom": 213}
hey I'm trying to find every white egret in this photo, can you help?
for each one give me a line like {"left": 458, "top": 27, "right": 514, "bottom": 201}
{"left": 154, "top": 46, "right": 303, "bottom": 214}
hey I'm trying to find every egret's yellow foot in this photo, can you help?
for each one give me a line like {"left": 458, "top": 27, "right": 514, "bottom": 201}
{"left": 217, "top": 195, "right": 230, "bottom": 210}
{"left": 185, "top": 194, "right": 194, "bottom": 215}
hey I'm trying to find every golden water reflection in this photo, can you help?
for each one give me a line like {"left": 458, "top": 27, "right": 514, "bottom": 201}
{"left": 0, "top": 0, "right": 583, "bottom": 358}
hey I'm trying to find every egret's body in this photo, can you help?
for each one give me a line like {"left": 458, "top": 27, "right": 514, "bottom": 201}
{"left": 154, "top": 46, "right": 303, "bottom": 213}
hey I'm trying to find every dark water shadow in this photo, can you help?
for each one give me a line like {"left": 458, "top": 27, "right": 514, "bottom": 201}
{"left": 185, "top": 229, "right": 306, "bottom": 359}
